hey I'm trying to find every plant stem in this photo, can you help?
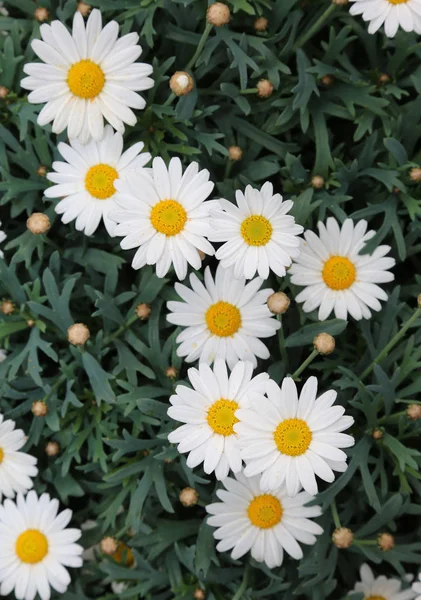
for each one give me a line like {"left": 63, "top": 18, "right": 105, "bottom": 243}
{"left": 240, "top": 88, "right": 258, "bottom": 95}
{"left": 378, "top": 410, "right": 407, "bottom": 424}
{"left": 360, "top": 307, "right": 421, "bottom": 380}
{"left": 295, "top": 3, "right": 337, "bottom": 49}
{"left": 186, "top": 23, "right": 213, "bottom": 70}
{"left": 103, "top": 313, "right": 138, "bottom": 346}
{"left": 291, "top": 349, "right": 318, "bottom": 380}
{"left": 277, "top": 316, "right": 289, "bottom": 370}
{"left": 354, "top": 539, "right": 377, "bottom": 546}
{"left": 232, "top": 563, "right": 250, "bottom": 600}
{"left": 331, "top": 500, "right": 341, "bottom": 529}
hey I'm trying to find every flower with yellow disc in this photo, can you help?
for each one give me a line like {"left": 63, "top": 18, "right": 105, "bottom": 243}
{"left": 352, "top": 563, "right": 416, "bottom": 600}
{"left": 349, "top": 0, "right": 421, "bottom": 38}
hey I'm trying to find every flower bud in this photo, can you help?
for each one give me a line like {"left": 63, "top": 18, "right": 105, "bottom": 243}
{"left": 77, "top": 1, "right": 91, "bottom": 15}
{"left": 377, "top": 532, "right": 394, "bottom": 551}
{"left": 407, "top": 404, "right": 421, "bottom": 420}
{"left": 311, "top": 175, "right": 325, "bottom": 189}
{"left": 179, "top": 487, "right": 199, "bottom": 507}
{"left": 100, "top": 537, "right": 118, "bottom": 555}
{"left": 27, "top": 213, "right": 50, "bottom": 235}
{"left": 378, "top": 73, "right": 391, "bottom": 84}
{"left": 27, "top": 319, "right": 35, "bottom": 328}
{"left": 228, "top": 145, "right": 243, "bottom": 161}
{"left": 45, "top": 441, "right": 60, "bottom": 457}
{"left": 313, "top": 332, "right": 335, "bottom": 355}
{"left": 332, "top": 527, "right": 353, "bottom": 549}
{"left": 0, "top": 86, "right": 9, "bottom": 99}
{"left": 0, "top": 300, "right": 14, "bottom": 315}
{"left": 418, "top": 293, "right": 421, "bottom": 308}
{"left": 410, "top": 168, "right": 421, "bottom": 183}
{"left": 257, "top": 79, "right": 274, "bottom": 98}
{"left": 32, "top": 400, "right": 48, "bottom": 417}
{"left": 112, "top": 542, "right": 135, "bottom": 567}
{"left": 207, "top": 2, "right": 230, "bottom": 26}
{"left": 321, "top": 74, "right": 335, "bottom": 86}
{"left": 136, "top": 303, "right": 151, "bottom": 320}
{"left": 170, "top": 71, "right": 194, "bottom": 96}
{"left": 34, "top": 7, "right": 49, "bottom": 21}
{"left": 267, "top": 292, "right": 290, "bottom": 315}
{"left": 67, "top": 323, "right": 90, "bottom": 346}
{"left": 166, "top": 366, "right": 178, "bottom": 380}
{"left": 332, "top": 0, "right": 349, "bottom": 4}
{"left": 37, "top": 165, "right": 48, "bottom": 177}
{"left": 372, "top": 428, "right": 383, "bottom": 440}
{"left": 194, "top": 589, "right": 206, "bottom": 600}
{"left": 254, "top": 17, "right": 268, "bottom": 32}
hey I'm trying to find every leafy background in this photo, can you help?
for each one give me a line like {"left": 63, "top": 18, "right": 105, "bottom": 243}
{"left": 1, "top": 0, "right": 421, "bottom": 598}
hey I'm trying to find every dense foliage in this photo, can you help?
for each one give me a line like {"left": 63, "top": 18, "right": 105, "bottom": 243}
{"left": 1, "top": 0, "right": 421, "bottom": 598}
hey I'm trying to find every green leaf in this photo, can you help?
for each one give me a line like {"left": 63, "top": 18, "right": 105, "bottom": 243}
{"left": 285, "top": 319, "right": 348, "bottom": 347}
{"left": 81, "top": 353, "right": 115, "bottom": 405}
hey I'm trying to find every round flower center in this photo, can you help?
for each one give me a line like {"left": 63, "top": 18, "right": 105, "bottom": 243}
{"left": 207, "top": 399, "right": 239, "bottom": 436}
{"left": 67, "top": 59, "right": 105, "bottom": 99}
{"left": 205, "top": 301, "right": 242, "bottom": 337}
{"left": 322, "top": 256, "right": 356, "bottom": 290}
{"left": 85, "top": 164, "right": 118, "bottom": 200}
{"left": 247, "top": 494, "right": 283, "bottom": 529}
{"left": 274, "top": 418, "right": 312, "bottom": 456}
{"left": 366, "top": 597, "right": 386, "bottom": 600}
{"left": 0, "top": 448, "right": 3, "bottom": 463}
{"left": 150, "top": 200, "right": 187, "bottom": 236}
{"left": 241, "top": 215, "right": 273, "bottom": 246}
{"left": 387, "top": 0, "right": 408, "bottom": 3}
{"left": 16, "top": 530, "right": 48, "bottom": 564}
{"left": 112, "top": 543, "right": 135, "bottom": 567}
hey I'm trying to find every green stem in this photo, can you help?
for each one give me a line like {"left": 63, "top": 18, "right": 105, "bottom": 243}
{"left": 239, "top": 88, "right": 258, "bottom": 95}
{"left": 232, "top": 563, "right": 250, "bottom": 600}
{"left": 277, "top": 316, "right": 289, "bottom": 370}
{"left": 354, "top": 539, "right": 377, "bottom": 546}
{"left": 103, "top": 313, "right": 138, "bottom": 346}
{"left": 331, "top": 500, "right": 341, "bottom": 529}
{"left": 186, "top": 22, "right": 212, "bottom": 70}
{"left": 291, "top": 349, "right": 319, "bottom": 380}
{"left": 361, "top": 307, "right": 421, "bottom": 380}
{"left": 294, "top": 3, "right": 337, "bottom": 49}
{"left": 378, "top": 410, "right": 407, "bottom": 424}
{"left": 43, "top": 372, "right": 67, "bottom": 403}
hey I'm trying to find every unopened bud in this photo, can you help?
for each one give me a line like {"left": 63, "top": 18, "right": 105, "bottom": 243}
{"left": 407, "top": 404, "right": 421, "bottom": 420}
{"left": 379, "top": 73, "right": 391, "bottom": 84}
{"left": 321, "top": 74, "right": 335, "bottom": 86}
{"left": 67, "top": 323, "right": 90, "bottom": 346}
{"left": 257, "top": 79, "right": 274, "bottom": 98}
{"left": 194, "top": 589, "right": 206, "bottom": 600}
{"left": 100, "top": 537, "right": 118, "bottom": 555}
{"left": 27, "top": 213, "right": 50, "bottom": 234}
{"left": 313, "top": 332, "right": 335, "bottom": 355}
{"left": 112, "top": 542, "right": 135, "bottom": 567}
{"left": 136, "top": 303, "right": 151, "bottom": 320}
{"left": 254, "top": 17, "right": 268, "bottom": 32}
{"left": 332, "top": 527, "right": 353, "bottom": 549}
{"left": 32, "top": 400, "right": 48, "bottom": 417}
{"left": 0, "top": 300, "right": 14, "bottom": 315}
{"left": 27, "top": 319, "right": 35, "bottom": 328}
{"left": 45, "top": 441, "right": 60, "bottom": 456}
{"left": 170, "top": 71, "right": 194, "bottom": 96}
{"left": 179, "top": 487, "right": 199, "bottom": 507}
{"left": 418, "top": 293, "right": 421, "bottom": 308}
{"left": 166, "top": 366, "right": 178, "bottom": 380}
{"left": 228, "top": 145, "right": 243, "bottom": 161}
{"left": 372, "top": 428, "right": 383, "bottom": 440}
{"left": 410, "top": 168, "right": 421, "bottom": 183}
{"left": 34, "top": 7, "right": 49, "bottom": 21}
{"left": 77, "top": 1, "right": 91, "bottom": 15}
{"left": 0, "top": 86, "right": 9, "bottom": 99}
{"left": 37, "top": 165, "right": 48, "bottom": 177}
{"left": 377, "top": 532, "right": 394, "bottom": 551}
{"left": 331, "top": 0, "right": 348, "bottom": 4}
{"left": 311, "top": 175, "right": 325, "bottom": 189}
{"left": 207, "top": 2, "right": 230, "bottom": 26}
{"left": 267, "top": 292, "right": 290, "bottom": 315}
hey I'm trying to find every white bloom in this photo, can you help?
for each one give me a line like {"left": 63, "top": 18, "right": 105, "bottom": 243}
{"left": 44, "top": 125, "right": 151, "bottom": 236}
{"left": 21, "top": 9, "right": 153, "bottom": 144}
{"left": 0, "top": 219, "right": 6, "bottom": 258}
{"left": 0, "top": 349, "right": 7, "bottom": 362}
{"left": 168, "top": 360, "right": 269, "bottom": 480}
{"left": 111, "top": 581, "right": 128, "bottom": 594}
{"left": 209, "top": 182, "right": 303, "bottom": 280}
{"left": 0, "top": 491, "right": 83, "bottom": 600}
{"left": 413, "top": 573, "right": 421, "bottom": 599}
{"left": 235, "top": 376, "right": 354, "bottom": 496}
{"left": 206, "top": 472, "right": 323, "bottom": 568}
{"left": 349, "top": 0, "right": 421, "bottom": 38}
{"left": 289, "top": 217, "right": 395, "bottom": 321}
{"left": 0, "top": 414, "right": 38, "bottom": 501}
{"left": 110, "top": 157, "right": 216, "bottom": 280}
{"left": 353, "top": 563, "right": 416, "bottom": 600}
{"left": 167, "top": 263, "right": 281, "bottom": 368}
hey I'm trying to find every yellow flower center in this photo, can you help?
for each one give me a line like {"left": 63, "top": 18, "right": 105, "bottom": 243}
{"left": 205, "top": 301, "right": 242, "bottom": 337}
{"left": 150, "top": 200, "right": 187, "bottom": 236}
{"left": 16, "top": 530, "right": 48, "bottom": 564}
{"left": 247, "top": 494, "right": 283, "bottom": 529}
{"left": 322, "top": 256, "right": 356, "bottom": 290}
{"left": 85, "top": 164, "right": 118, "bottom": 200}
{"left": 387, "top": 0, "right": 408, "bottom": 3}
{"left": 366, "top": 597, "right": 386, "bottom": 600}
{"left": 241, "top": 215, "right": 273, "bottom": 246}
{"left": 67, "top": 59, "right": 105, "bottom": 99}
{"left": 112, "top": 542, "right": 135, "bottom": 567}
{"left": 274, "top": 418, "right": 312, "bottom": 456}
{"left": 207, "top": 399, "right": 239, "bottom": 436}
{"left": 0, "top": 448, "right": 3, "bottom": 463}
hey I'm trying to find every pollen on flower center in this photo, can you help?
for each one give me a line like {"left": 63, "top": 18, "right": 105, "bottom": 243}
{"left": 322, "top": 256, "right": 356, "bottom": 290}
{"left": 207, "top": 399, "right": 239, "bottom": 435}
{"left": 241, "top": 215, "right": 273, "bottom": 246}
{"left": 85, "top": 164, "right": 118, "bottom": 200}
{"left": 16, "top": 530, "right": 48, "bottom": 564}
{"left": 387, "top": 0, "right": 408, "bottom": 4}
{"left": 0, "top": 447, "right": 3, "bottom": 463}
{"left": 150, "top": 200, "right": 187, "bottom": 236}
{"left": 205, "top": 301, "right": 242, "bottom": 337}
{"left": 366, "top": 597, "right": 386, "bottom": 600}
{"left": 247, "top": 494, "right": 283, "bottom": 529}
{"left": 274, "top": 418, "right": 312, "bottom": 456}
{"left": 67, "top": 59, "right": 105, "bottom": 99}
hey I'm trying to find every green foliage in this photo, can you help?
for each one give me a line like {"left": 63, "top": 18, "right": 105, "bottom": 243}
{"left": 1, "top": 0, "right": 421, "bottom": 599}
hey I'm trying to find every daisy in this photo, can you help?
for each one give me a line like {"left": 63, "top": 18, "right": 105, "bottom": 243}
{"left": 289, "top": 217, "right": 395, "bottom": 321}
{"left": 413, "top": 573, "right": 421, "bottom": 599}
{"left": 352, "top": 563, "right": 416, "bottom": 600}
{"left": 235, "top": 376, "right": 354, "bottom": 496}
{"left": 166, "top": 263, "right": 281, "bottom": 368}
{"left": 21, "top": 9, "right": 153, "bottom": 144}
{"left": 0, "top": 491, "right": 83, "bottom": 600}
{"left": 0, "top": 414, "right": 38, "bottom": 501}
{"left": 110, "top": 157, "right": 216, "bottom": 280}
{"left": 44, "top": 125, "right": 151, "bottom": 236}
{"left": 0, "top": 219, "right": 6, "bottom": 257}
{"left": 167, "top": 360, "right": 269, "bottom": 480}
{"left": 209, "top": 182, "right": 303, "bottom": 280}
{"left": 349, "top": 0, "right": 421, "bottom": 38}
{"left": 206, "top": 472, "right": 323, "bottom": 568}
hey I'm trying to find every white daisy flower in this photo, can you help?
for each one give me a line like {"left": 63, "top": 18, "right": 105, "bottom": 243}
{"left": 235, "top": 376, "right": 354, "bottom": 496}
{"left": 349, "top": 0, "right": 421, "bottom": 38}
{"left": 21, "top": 9, "right": 153, "bottom": 144}
{"left": 44, "top": 125, "right": 151, "bottom": 236}
{"left": 0, "top": 414, "right": 38, "bottom": 501}
{"left": 352, "top": 563, "right": 416, "bottom": 600}
{"left": 209, "top": 182, "right": 303, "bottom": 280}
{"left": 0, "top": 349, "right": 7, "bottom": 362}
{"left": 110, "top": 157, "right": 216, "bottom": 280}
{"left": 168, "top": 360, "right": 269, "bottom": 480}
{"left": 289, "top": 217, "right": 395, "bottom": 321}
{"left": 0, "top": 219, "right": 6, "bottom": 258}
{"left": 0, "top": 491, "right": 83, "bottom": 600}
{"left": 166, "top": 263, "right": 281, "bottom": 368}
{"left": 413, "top": 573, "right": 421, "bottom": 599}
{"left": 206, "top": 472, "right": 323, "bottom": 568}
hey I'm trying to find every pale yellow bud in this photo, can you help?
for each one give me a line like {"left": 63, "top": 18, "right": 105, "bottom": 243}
{"left": 332, "top": 527, "right": 353, "bottom": 549}
{"left": 313, "top": 332, "right": 335, "bottom": 355}
{"left": 207, "top": 3, "right": 230, "bottom": 26}
{"left": 67, "top": 323, "right": 90, "bottom": 346}
{"left": 169, "top": 71, "right": 194, "bottom": 96}
{"left": 179, "top": 487, "right": 199, "bottom": 507}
